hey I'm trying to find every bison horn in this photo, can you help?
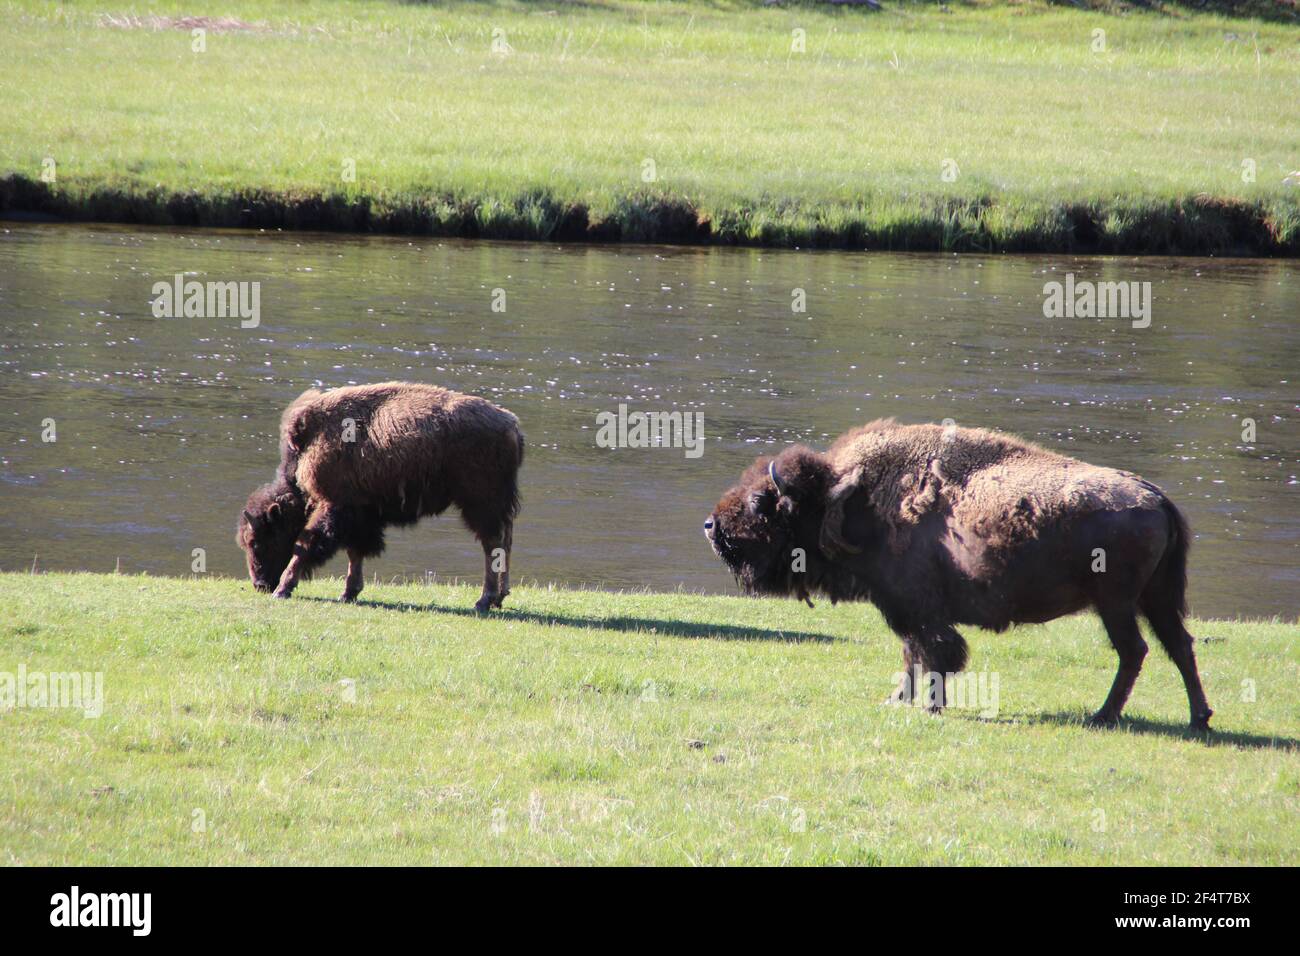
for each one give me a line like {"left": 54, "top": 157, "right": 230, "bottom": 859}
{"left": 242, "top": 509, "right": 254, "bottom": 525}
{"left": 769, "top": 460, "right": 787, "bottom": 497}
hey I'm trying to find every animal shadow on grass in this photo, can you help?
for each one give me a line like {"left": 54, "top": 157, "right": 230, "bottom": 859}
{"left": 1023, "top": 710, "right": 1300, "bottom": 751}
{"left": 296, "top": 594, "right": 838, "bottom": 644}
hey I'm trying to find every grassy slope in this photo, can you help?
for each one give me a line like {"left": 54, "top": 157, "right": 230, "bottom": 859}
{"left": 1, "top": 572, "right": 1296, "bottom": 865}
{"left": 0, "top": 0, "right": 1297, "bottom": 253}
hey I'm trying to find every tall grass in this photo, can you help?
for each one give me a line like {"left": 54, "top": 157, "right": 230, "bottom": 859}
{"left": 1, "top": 0, "right": 1297, "bottom": 252}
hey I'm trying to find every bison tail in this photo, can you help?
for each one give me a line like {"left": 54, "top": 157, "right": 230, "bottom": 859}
{"left": 505, "top": 428, "right": 525, "bottom": 521}
{"left": 1141, "top": 489, "right": 1191, "bottom": 621}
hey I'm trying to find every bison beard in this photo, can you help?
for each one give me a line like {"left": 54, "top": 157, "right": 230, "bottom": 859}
{"left": 705, "top": 419, "right": 1214, "bottom": 731}
{"left": 237, "top": 382, "right": 524, "bottom": 613}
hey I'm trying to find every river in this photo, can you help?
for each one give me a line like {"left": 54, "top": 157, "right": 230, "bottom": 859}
{"left": 1, "top": 223, "right": 1295, "bottom": 618}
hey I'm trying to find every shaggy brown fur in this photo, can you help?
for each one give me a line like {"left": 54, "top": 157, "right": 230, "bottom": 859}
{"left": 824, "top": 419, "right": 1162, "bottom": 562}
{"left": 705, "top": 419, "right": 1213, "bottom": 730}
{"left": 237, "top": 382, "right": 524, "bottom": 612}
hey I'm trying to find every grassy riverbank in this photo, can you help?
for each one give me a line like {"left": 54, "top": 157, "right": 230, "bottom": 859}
{"left": 1, "top": 0, "right": 1297, "bottom": 254}
{"left": 1, "top": 572, "right": 1296, "bottom": 865}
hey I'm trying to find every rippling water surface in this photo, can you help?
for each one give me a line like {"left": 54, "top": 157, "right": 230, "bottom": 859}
{"left": 0, "top": 223, "right": 1295, "bottom": 618}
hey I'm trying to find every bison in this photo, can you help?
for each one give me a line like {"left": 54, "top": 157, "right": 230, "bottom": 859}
{"left": 704, "top": 419, "right": 1213, "bottom": 731}
{"left": 237, "top": 382, "right": 524, "bottom": 612}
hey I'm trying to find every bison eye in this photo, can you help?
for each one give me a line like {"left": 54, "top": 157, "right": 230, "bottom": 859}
{"left": 748, "top": 491, "right": 776, "bottom": 516}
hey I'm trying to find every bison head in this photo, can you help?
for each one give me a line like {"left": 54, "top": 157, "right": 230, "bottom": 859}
{"left": 704, "top": 447, "right": 835, "bottom": 604}
{"left": 236, "top": 479, "right": 306, "bottom": 593}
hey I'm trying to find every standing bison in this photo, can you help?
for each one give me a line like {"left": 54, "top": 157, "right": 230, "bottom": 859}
{"left": 237, "top": 382, "right": 524, "bottom": 612}
{"left": 705, "top": 420, "right": 1213, "bottom": 730}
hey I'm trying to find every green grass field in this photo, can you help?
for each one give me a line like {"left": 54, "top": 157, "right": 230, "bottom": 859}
{"left": 1, "top": 0, "right": 1297, "bottom": 253}
{"left": 1, "top": 572, "right": 1296, "bottom": 865}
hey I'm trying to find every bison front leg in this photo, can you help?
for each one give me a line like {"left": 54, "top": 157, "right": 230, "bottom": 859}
{"left": 915, "top": 624, "right": 970, "bottom": 715}
{"left": 341, "top": 548, "right": 364, "bottom": 603}
{"left": 887, "top": 639, "right": 922, "bottom": 705}
{"left": 273, "top": 554, "right": 306, "bottom": 599}
{"left": 273, "top": 506, "right": 341, "bottom": 599}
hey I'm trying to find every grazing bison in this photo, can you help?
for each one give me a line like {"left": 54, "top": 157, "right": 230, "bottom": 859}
{"left": 705, "top": 420, "right": 1213, "bottom": 730}
{"left": 237, "top": 382, "right": 524, "bottom": 612}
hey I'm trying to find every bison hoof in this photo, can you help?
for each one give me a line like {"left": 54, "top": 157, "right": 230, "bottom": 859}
{"left": 1085, "top": 711, "right": 1120, "bottom": 729}
{"left": 271, "top": 589, "right": 292, "bottom": 600}
{"left": 341, "top": 592, "right": 360, "bottom": 604}
{"left": 475, "top": 590, "right": 508, "bottom": 613}
{"left": 1189, "top": 709, "right": 1213, "bottom": 733}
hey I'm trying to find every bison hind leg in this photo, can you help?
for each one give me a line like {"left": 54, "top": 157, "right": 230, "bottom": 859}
{"left": 341, "top": 548, "right": 365, "bottom": 603}
{"left": 1087, "top": 604, "right": 1148, "bottom": 728}
{"left": 1140, "top": 601, "right": 1213, "bottom": 732}
{"left": 460, "top": 506, "right": 514, "bottom": 613}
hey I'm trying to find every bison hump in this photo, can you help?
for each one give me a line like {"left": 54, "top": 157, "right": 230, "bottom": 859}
{"left": 825, "top": 421, "right": 1163, "bottom": 559}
